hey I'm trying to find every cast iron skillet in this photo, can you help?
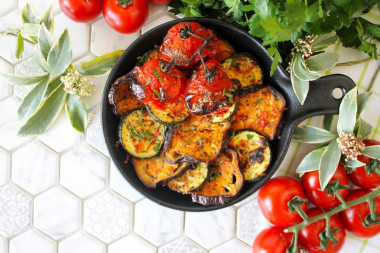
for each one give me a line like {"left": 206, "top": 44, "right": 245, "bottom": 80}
{"left": 101, "top": 18, "right": 356, "bottom": 211}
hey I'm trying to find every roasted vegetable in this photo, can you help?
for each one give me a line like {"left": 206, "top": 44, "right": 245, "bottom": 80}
{"left": 167, "top": 162, "right": 209, "bottom": 194}
{"left": 146, "top": 95, "right": 189, "bottom": 125}
{"left": 203, "top": 102, "right": 238, "bottom": 123}
{"left": 216, "top": 39, "right": 236, "bottom": 62}
{"left": 119, "top": 109, "right": 166, "bottom": 158}
{"left": 108, "top": 74, "right": 144, "bottom": 115}
{"left": 132, "top": 153, "right": 188, "bottom": 188}
{"left": 231, "top": 86, "right": 286, "bottom": 141}
{"left": 191, "top": 149, "right": 244, "bottom": 206}
{"left": 164, "top": 115, "right": 230, "bottom": 164}
{"left": 137, "top": 46, "right": 160, "bottom": 65}
{"left": 229, "top": 130, "right": 271, "bottom": 182}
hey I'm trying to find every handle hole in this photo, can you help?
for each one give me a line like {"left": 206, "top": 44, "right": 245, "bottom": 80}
{"left": 332, "top": 87, "right": 344, "bottom": 100}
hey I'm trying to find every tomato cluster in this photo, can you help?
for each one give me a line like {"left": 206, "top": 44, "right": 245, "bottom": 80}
{"left": 59, "top": 0, "right": 171, "bottom": 33}
{"left": 254, "top": 139, "right": 380, "bottom": 253}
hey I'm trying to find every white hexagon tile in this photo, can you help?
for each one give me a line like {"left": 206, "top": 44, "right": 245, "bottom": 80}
{"left": 9, "top": 230, "right": 56, "bottom": 253}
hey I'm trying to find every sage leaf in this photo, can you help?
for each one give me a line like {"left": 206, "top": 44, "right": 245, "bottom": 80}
{"left": 40, "top": 6, "right": 54, "bottom": 34}
{"left": 38, "top": 24, "right": 54, "bottom": 60}
{"left": 337, "top": 87, "right": 357, "bottom": 133}
{"left": 17, "top": 76, "right": 49, "bottom": 123}
{"left": 65, "top": 94, "right": 88, "bottom": 133}
{"left": 17, "top": 83, "right": 67, "bottom": 136}
{"left": 357, "top": 92, "right": 371, "bottom": 119}
{"left": 362, "top": 145, "right": 380, "bottom": 160}
{"left": 34, "top": 45, "right": 47, "bottom": 72}
{"left": 44, "top": 75, "right": 63, "bottom": 99}
{"left": 293, "top": 53, "right": 321, "bottom": 81}
{"left": 312, "top": 33, "right": 339, "bottom": 52}
{"left": 319, "top": 140, "right": 341, "bottom": 190}
{"left": 346, "top": 159, "right": 366, "bottom": 168}
{"left": 15, "top": 32, "right": 24, "bottom": 59}
{"left": 323, "top": 115, "right": 334, "bottom": 131}
{"left": 0, "top": 72, "right": 49, "bottom": 86}
{"left": 305, "top": 52, "right": 339, "bottom": 71}
{"left": 21, "top": 3, "right": 38, "bottom": 24}
{"left": 291, "top": 63, "right": 309, "bottom": 105}
{"left": 77, "top": 50, "right": 124, "bottom": 76}
{"left": 293, "top": 126, "right": 337, "bottom": 144}
{"left": 47, "top": 29, "right": 72, "bottom": 78}
{"left": 20, "top": 23, "right": 40, "bottom": 37}
{"left": 356, "top": 119, "right": 373, "bottom": 140}
{"left": 296, "top": 146, "right": 327, "bottom": 174}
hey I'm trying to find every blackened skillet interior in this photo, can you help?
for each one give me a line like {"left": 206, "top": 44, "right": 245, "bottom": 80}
{"left": 101, "top": 18, "right": 356, "bottom": 211}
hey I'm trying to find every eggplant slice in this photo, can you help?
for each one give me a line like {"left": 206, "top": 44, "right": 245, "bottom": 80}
{"left": 203, "top": 102, "right": 239, "bottom": 123}
{"left": 167, "top": 162, "right": 209, "bottom": 194}
{"left": 191, "top": 149, "right": 244, "bottom": 206}
{"left": 229, "top": 130, "right": 271, "bottom": 182}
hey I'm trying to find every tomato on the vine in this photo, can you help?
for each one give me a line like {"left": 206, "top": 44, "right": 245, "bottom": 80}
{"left": 348, "top": 139, "right": 380, "bottom": 189}
{"left": 258, "top": 176, "right": 308, "bottom": 227}
{"left": 339, "top": 189, "right": 380, "bottom": 238}
{"left": 298, "top": 208, "right": 346, "bottom": 253}
{"left": 301, "top": 163, "right": 349, "bottom": 209}
{"left": 252, "top": 226, "right": 293, "bottom": 253}
{"left": 103, "top": 0, "right": 148, "bottom": 34}
{"left": 147, "top": 0, "right": 172, "bottom": 3}
{"left": 59, "top": 0, "right": 103, "bottom": 22}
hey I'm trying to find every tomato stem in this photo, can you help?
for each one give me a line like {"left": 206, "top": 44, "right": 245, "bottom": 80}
{"left": 116, "top": 0, "right": 132, "bottom": 8}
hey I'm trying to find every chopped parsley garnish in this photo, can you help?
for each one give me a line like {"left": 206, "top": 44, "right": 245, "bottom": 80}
{"left": 214, "top": 98, "right": 219, "bottom": 103}
{"left": 153, "top": 68, "right": 163, "bottom": 82}
{"left": 247, "top": 134, "right": 254, "bottom": 140}
{"left": 230, "top": 57, "right": 236, "bottom": 68}
{"left": 153, "top": 89, "right": 161, "bottom": 100}
{"left": 256, "top": 98, "right": 263, "bottom": 104}
{"left": 170, "top": 73, "right": 182, "bottom": 78}
{"left": 224, "top": 92, "right": 234, "bottom": 103}
{"left": 229, "top": 88, "right": 235, "bottom": 92}
{"left": 144, "top": 78, "right": 151, "bottom": 86}
{"left": 209, "top": 171, "right": 222, "bottom": 181}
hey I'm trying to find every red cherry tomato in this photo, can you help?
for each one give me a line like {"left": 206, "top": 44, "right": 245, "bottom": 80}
{"left": 103, "top": 0, "right": 148, "bottom": 34}
{"left": 252, "top": 226, "right": 293, "bottom": 253}
{"left": 339, "top": 188, "right": 380, "bottom": 238}
{"left": 299, "top": 208, "right": 346, "bottom": 253}
{"left": 147, "top": 0, "right": 171, "bottom": 3}
{"left": 348, "top": 139, "right": 380, "bottom": 189}
{"left": 59, "top": 0, "right": 103, "bottom": 22}
{"left": 301, "top": 163, "right": 349, "bottom": 209}
{"left": 258, "top": 176, "right": 308, "bottom": 227}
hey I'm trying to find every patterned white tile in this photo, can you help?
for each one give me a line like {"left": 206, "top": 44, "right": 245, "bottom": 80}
{"left": 0, "top": 58, "right": 12, "bottom": 101}
{"left": 84, "top": 190, "right": 132, "bottom": 243}
{"left": 135, "top": 199, "right": 184, "bottom": 246}
{"left": 86, "top": 105, "right": 109, "bottom": 156}
{"left": 34, "top": 187, "right": 80, "bottom": 240}
{"left": 0, "top": 147, "right": 10, "bottom": 186}
{"left": 0, "top": 236, "right": 6, "bottom": 253}
{"left": 147, "top": 2, "right": 167, "bottom": 23}
{"left": 60, "top": 143, "right": 107, "bottom": 198}
{"left": 236, "top": 193, "right": 267, "bottom": 246}
{"left": 9, "top": 230, "right": 55, "bottom": 253}
{"left": 108, "top": 234, "right": 156, "bottom": 253}
{"left": 210, "top": 239, "right": 251, "bottom": 253}
{"left": 0, "top": 184, "right": 31, "bottom": 238}
{"left": 90, "top": 19, "right": 140, "bottom": 56}
{"left": 58, "top": 232, "right": 105, "bottom": 253}
{"left": 17, "top": 0, "right": 61, "bottom": 15}
{"left": 185, "top": 207, "right": 235, "bottom": 249}
{"left": 12, "top": 141, "right": 58, "bottom": 195}
{"left": 0, "top": 0, "right": 16, "bottom": 17}
{"left": 159, "top": 237, "right": 205, "bottom": 253}
{"left": 142, "top": 14, "right": 177, "bottom": 34}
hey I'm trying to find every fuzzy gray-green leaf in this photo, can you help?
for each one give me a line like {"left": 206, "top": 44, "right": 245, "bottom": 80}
{"left": 21, "top": 3, "right": 38, "bottom": 24}
{"left": 323, "top": 115, "right": 334, "bottom": 131}
{"left": 17, "top": 84, "right": 67, "bottom": 136}
{"left": 33, "top": 45, "right": 48, "bottom": 72}
{"left": 15, "top": 32, "right": 24, "bottom": 59}
{"left": 47, "top": 29, "right": 72, "bottom": 77}
{"left": 337, "top": 87, "right": 357, "bottom": 133}
{"left": 305, "top": 52, "right": 339, "bottom": 71}
{"left": 293, "top": 126, "right": 337, "bottom": 144}
{"left": 357, "top": 92, "right": 371, "bottom": 119}
{"left": 296, "top": 146, "right": 327, "bottom": 174}
{"left": 346, "top": 159, "right": 366, "bottom": 168}
{"left": 312, "top": 33, "right": 339, "bottom": 52}
{"left": 362, "top": 145, "right": 380, "bottom": 160}
{"left": 40, "top": 6, "right": 54, "bottom": 34}
{"left": 0, "top": 72, "right": 49, "bottom": 86}
{"left": 20, "top": 23, "right": 40, "bottom": 37}
{"left": 17, "top": 76, "right": 49, "bottom": 123}
{"left": 77, "top": 50, "right": 123, "bottom": 76}
{"left": 319, "top": 140, "right": 341, "bottom": 190}
{"left": 293, "top": 53, "right": 321, "bottom": 81}
{"left": 65, "top": 94, "right": 88, "bottom": 133}
{"left": 356, "top": 119, "right": 373, "bottom": 141}
{"left": 291, "top": 61, "right": 309, "bottom": 105}
{"left": 38, "top": 24, "right": 54, "bottom": 60}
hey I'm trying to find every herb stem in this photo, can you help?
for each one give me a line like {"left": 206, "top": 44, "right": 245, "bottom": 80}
{"left": 367, "top": 64, "right": 380, "bottom": 92}
{"left": 335, "top": 55, "right": 380, "bottom": 67}
{"left": 0, "top": 30, "right": 35, "bottom": 44}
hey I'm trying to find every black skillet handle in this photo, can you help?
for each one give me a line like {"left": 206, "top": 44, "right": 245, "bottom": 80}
{"left": 287, "top": 74, "right": 356, "bottom": 125}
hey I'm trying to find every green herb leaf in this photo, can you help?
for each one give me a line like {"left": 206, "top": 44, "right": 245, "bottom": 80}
{"left": 362, "top": 145, "right": 380, "bottom": 160}
{"left": 40, "top": 6, "right": 54, "bottom": 34}
{"left": 17, "top": 75, "right": 49, "bottom": 123}
{"left": 305, "top": 52, "right": 339, "bottom": 71}
{"left": 170, "top": 73, "right": 182, "bottom": 78}
{"left": 366, "top": 160, "right": 380, "bottom": 175}
{"left": 144, "top": 78, "right": 151, "bottom": 86}
{"left": 296, "top": 146, "right": 326, "bottom": 174}
{"left": 0, "top": 72, "right": 49, "bottom": 86}
{"left": 65, "top": 94, "right": 88, "bottom": 133}
{"left": 44, "top": 75, "right": 62, "bottom": 99}
{"left": 293, "top": 53, "right": 321, "bottom": 81}
{"left": 312, "top": 33, "right": 339, "bottom": 52}
{"left": 268, "top": 45, "right": 281, "bottom": 76}
{"left": 357, "top": 92, "right": 371, "bottom": 119}
{"left": 356, "top": 119, "right": 372, "bottom": 141}
{"left": 47, "top": 29, "right": 72, "bottom": 78}
{"left": 38, "top": 23, "right": 54, "bottom": 61}
{"left": 247, "top": 134, "right": 254, "bottom": 140}
{"left": 17, "top": 83, "right": 67, "bottom": 136}
{"left": 15, "top": 32, "right": 24, "bottom": 60}
{"left": 290, "top": 62, "right": 309, "bottom": 105}
{"left": 346, "top": 159, "right": 366, "bottom": 168}
{"left": 20, "top": 23, "right": 40, "bottom": 38}
{"left": 77, "top": 50, "right": 124, "bottom": 76}
{"left": 319, "top": 140, "right": 341, "bottom": 190}
{"left": 153, "top": 69, "right": 163, "bottom": 82}
{"left": 21, "top": 3, "right": 38, "bottom": 24}
{"left": 153, "top": 89, "right": 161, "bottom": 100}
{"left": 293, "top": 126, "right": 337, "bottom": 144}
{"left": 34, "top": 45, "right": 48, "bottom": 72}
{"left": 323, "top": 115, "right": 334, "bottom": 131}
{"left": 337, "top": 87, "right": 357, "bottom": 133}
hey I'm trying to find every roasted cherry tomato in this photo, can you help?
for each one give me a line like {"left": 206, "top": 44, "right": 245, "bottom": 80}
{"left": 258, "top": 176, "right": 308, "bottom": 227}
{"left": 348, "top": 139, "right": 380, "bottom": 189}
{"left": 339, "top": 188, "right": 380, "bottom": 238}
{"left": 147, "top": 0, "right": 171, "bottom": 3}
{"left": 252, "top": 226, "right": 293, "bottom": 253}
{"left": 160, "top": 22, "right": 218, "bottom": 68}
{"left": 103, "top": 0, "right": 148, "bottom": 34}
{"left": 301, "top": 163, "right": 349, "bottom": 209}
{"left": 184, "top": 59, "right": 235, "bottom": 115}
{"left": 299, "top": 208, "right": 346, "bottom": 253}
{"left": 59, "top": 0, "right": 103, "bottom": 22}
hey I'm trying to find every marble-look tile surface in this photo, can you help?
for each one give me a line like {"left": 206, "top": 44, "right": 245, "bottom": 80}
{"left": 33, "top": 187, "right": 80, "bottom": 240}
{"left": 86, "top": 105, "right": 109, "bottom": 156}
{"left": 9, "top": 230, "right": 55, "bottom": 253}
{"left": 0, "top": 235, "right": 6, "bottom": 253}
{"left": 17, "top": 0, "right": 61, "bottom": 15}
{"left": 0, "top": 148, "right": 10, "bottom": 186}
{"left": 108, "top": 234, "right": 156, "bottom": 253}
{"left": 159, "top": 237, "right": 205, "bottom": 253}
{"left": 142, "top": 14, "right": 177, "bottom": 34}
{"left": 0, "top": 0, "right": 15, "bottom": 17}
{"left": 209, "top": 239, "right": 251, "bottom": 253}
{"left": 0, "top": 58, "right": 12, "bottom": 101}
{"left": 147, "top": 3, "right": 167, "bottom": 23}
{"left": 0, "top": 184, "right": 31, "bottom": 238}
{"left": 58, "top": 232, "right": 105, "bottom": 253}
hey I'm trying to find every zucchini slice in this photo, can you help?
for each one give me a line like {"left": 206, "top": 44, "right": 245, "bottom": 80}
{"left": 119, "top": 109, "right": 166, "bottom": 158}
{"left": 230, "top": 86, "right": 286, "bottom": 141}
{"left": 108, "top": 75, "right": 144, "bottom": 115}
{"left": 203, "top": 103, "right": 238, "bottom": 123}
{"left": 167, "top": 162, "right": 209, "bottom": 194}
{"left": 132, "top": 153, "right": 188, "bottom": 188}
{"left": 229, "top": 130, "right": 271, "bottom": 182}
{"left": 220, "top": 53, "right": 263, "bottom": 89}
{"left": 146, "top": 95, "right": 190, "bottom": 125}
{"left": 191, "top": 149, "right": 244, "bottom": 206}
{"left": 164, "top": 115, "right": 230, "bottom": 164}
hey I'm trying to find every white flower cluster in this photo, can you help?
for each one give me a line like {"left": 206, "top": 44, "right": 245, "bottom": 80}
{"left": 293, "top": 35, "right": 314, "bottom": 58}
{"left": 336, "top": 132, "right": 365, "bottom": 161}
{"left": 61, "top": 69, "right": 95, "bottom": 97}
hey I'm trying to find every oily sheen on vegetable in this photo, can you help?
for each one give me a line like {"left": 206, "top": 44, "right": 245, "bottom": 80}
{"left": 108, "top": 21, "right": 286, "bottom": 206}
